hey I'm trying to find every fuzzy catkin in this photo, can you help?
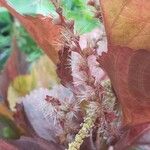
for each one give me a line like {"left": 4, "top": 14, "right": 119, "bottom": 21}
{"left": 68, "top": 102, "right": 99, "bottom": 150}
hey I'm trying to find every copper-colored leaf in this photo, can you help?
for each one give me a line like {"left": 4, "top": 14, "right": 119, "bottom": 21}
{"left": 99, "top": 0, "right": 150, "bottom": 126}
{"left": 99, "top": 0, "right": 150, "bottom": 148}
{"left": 100, "top": 0, "right": 150, "bottom": 50}
{"left": 0, "top": 0, "right": 62, "bottom": 64}
{"left": 99, "top": 46, "right": 150, "bottom": 126}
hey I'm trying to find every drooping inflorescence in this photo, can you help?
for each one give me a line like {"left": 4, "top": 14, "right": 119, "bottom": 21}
{"left": 19, "top": 1, "right": 118, "bottom": 149}
{"left": 68, "top": 102, "right": 100, "bottom": 150}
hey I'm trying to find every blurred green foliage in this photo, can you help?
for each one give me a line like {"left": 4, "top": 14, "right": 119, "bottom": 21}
{"left": 61, "top": 0, "right": 99, "bottom": 34}
{"left": 0, "top": 10, "right": 12, "bottom": 70}
{"left": 0, "top": 9, "right": 43, "bottom": 71}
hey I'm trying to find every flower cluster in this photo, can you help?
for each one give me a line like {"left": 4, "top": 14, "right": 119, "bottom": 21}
{"left": 21, "top": 85, "right": 82, "bottom": 144}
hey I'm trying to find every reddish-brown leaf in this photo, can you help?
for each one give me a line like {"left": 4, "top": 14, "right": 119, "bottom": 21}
{"left": 5, "top": 39, "right": 28, "bottom": 81}
{"left": 99, "top": 46, "right": 150, "bottom": 126}
{"left": 0, "top": 39, "right": 28, "bottom": 102}
{"left": 99, "top": 0, "right": 150, "bottom": 125}
{"left": 100, "top": 0, "right": 150, "bottom": 50}
{"left": 0, "top": 0, "right": 62, "bottom": 64}
{"left": 114, "top": 123, "right": 150, "bottom": 150}
{"left": 99, "top": 0, "right": 150, "bottom": 148}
